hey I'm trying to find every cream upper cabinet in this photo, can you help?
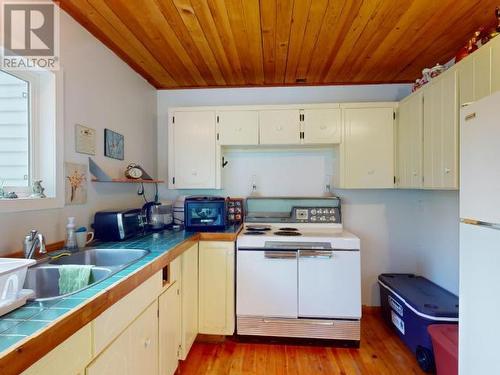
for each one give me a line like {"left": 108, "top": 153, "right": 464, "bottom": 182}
{"left": 459, "top": 56, "right": 474, "bottom": 107}
{"left": 397, "top": 92, "right": 423, "bottom": 189}
{"left": 159, "top": 282, "right": 181, "bottom": 375}
{"left": 169, "top": 111, "right": 219, "bottom": 189}
{"left": 198, "top": 241, "right": 235, "bottom": 336}
{"left": 259, "top": 109, "right": 301, "bottom": 144}
{"left": 459, "top": 39, "right": 500, "bottom": 107}
{"left": 473, "top": 45, "right": 492, "bottom": 101}
{"left": 217, "top": 110, "right": 259, "bottom": 145}
{"left": 491, "top": 37, "right": 500, "bottom": 93}
{"left": 180, "top": 243, "right": 198, "bottom": 360}
{"left": 340, "top": 106, "right": 395, "bottom": 189}
{"left": 302, "top": 108, "right": 341, "bottom": 144}
{"left": 87, "top": 301, "right": 159, "bottom": 375}
{"left": 423, "top": 70, "right": 459, "bottom": 189}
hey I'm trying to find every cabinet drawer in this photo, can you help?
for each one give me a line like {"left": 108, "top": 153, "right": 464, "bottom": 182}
{"left": 92, "top": 271, "right": 162, "bottom": 355}
{"left": 22, "top": 324, "right": 91, "bottom": 375}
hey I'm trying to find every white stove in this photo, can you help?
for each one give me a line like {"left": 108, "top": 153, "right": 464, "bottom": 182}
{"left": 236, "top": 197, "right": 361, "bottom": 344}
{"left": 237, "top": 223, "right": 360, "bottom": 250}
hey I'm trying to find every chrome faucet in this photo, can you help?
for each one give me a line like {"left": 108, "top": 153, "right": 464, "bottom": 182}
{"left": 24, "top": 230, "right": 47, "bottom": 259}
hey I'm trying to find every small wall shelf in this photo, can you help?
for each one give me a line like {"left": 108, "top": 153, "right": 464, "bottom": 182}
{"left": 91, "top": 178, "right": 164, "bottom": 184}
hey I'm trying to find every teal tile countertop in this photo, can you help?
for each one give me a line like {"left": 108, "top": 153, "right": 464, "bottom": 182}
{"left": 0, "top": 225, "right": 240, "bottom": 356}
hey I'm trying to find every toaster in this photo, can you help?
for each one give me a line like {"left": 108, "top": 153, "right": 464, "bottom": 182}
{"left": 93, "top": 208, "right": 144, "bottom": 241}
{"left": 184, "top": 196, "right": 226, "bottom": 232}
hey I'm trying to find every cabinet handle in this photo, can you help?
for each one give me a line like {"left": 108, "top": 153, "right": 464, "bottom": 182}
{"left": 320, "top": 125, "right": 327, "bottom": 130}
{"left": 277, "top": 125, "right": 283, "bottom": 131}
{"left": 237, "top": 127, "right": 242, "bottom": 132}
{"left": 299, "top": 250, "right": 333, "bottom": 259}
{"left": 465, "top": 112, "right": 476, "bottom": 121}
{"left": 367, "top": 170, "right": 375, "bottom": 175}
{"left": 444, "top": 168, "right": 451, "bottom": 174}
{"left": 264, "top": 251, "right": 297, "bottom": 259}
{"left": 144, "top": 338, "right": 151, "bottom": 348}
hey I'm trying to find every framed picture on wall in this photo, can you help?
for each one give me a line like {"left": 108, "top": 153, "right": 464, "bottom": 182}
{"left": 104, "top": 128, "right": 124, "bottom": 160}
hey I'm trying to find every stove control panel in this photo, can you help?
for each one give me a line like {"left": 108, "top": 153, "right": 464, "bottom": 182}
{"left": 293, "top": 207, "right": 340, "bottom": 223}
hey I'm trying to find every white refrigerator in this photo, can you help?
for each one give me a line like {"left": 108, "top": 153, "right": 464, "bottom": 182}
{"left": 460, "top": 90, "right": 500, "bottom": 375}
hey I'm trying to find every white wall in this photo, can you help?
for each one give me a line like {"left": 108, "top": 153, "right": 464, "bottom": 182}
{"left": 157, "top": 85, "right": 460, "bottom": 305}
{"left": 0, "top": 10, "right": 157, "bottom": 255}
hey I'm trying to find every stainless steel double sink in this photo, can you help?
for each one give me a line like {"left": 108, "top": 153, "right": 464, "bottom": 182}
{"left": 24, "top": 248, "right": 150, "bottom": 301}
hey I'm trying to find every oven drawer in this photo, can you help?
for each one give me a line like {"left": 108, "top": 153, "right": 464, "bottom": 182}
{"left": 236, "top": 250, "right": 298, "bottom": 318}
{"left": 298, "top": 250, "right": 361, "bottom": 319}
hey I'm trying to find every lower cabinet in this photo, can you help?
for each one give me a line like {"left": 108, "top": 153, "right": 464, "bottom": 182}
{"left": 180, "top": 243, "right": 199, "bottom": 360}
{"left": 198, "top": 241, "right": 235, "bottom": 335}
{"left": 86, "top": 301, "right": 159, "bottom": 375}
{"left": 21, "top": 324, "right": 92, "bottom": 375}
{"left": 159, "top": 282, "right": 181, "bottom": 375}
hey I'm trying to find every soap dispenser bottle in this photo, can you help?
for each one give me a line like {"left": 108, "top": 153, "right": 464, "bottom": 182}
{"left": 65, "top": 217, "right": 78, "bottom": 251}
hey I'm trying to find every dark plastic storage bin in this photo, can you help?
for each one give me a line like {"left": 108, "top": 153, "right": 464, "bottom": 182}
{"left": 378, "top": 274, "right": 459, "bottom": 373}
{"left": 428, "top": 324, "right": 458, "bottom": 375}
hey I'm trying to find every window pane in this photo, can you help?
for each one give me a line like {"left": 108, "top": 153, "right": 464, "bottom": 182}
{"left": 0, "top": 70, "right": 29, "bottom": 187}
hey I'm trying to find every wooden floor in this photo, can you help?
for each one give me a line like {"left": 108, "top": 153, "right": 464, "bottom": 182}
{"left": 179, "top": 309, "right": 425, "bottom": 375}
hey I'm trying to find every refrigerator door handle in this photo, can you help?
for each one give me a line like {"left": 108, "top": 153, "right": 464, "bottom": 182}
{"left": 461, "top": 218, "right": 500, "bottom": 230}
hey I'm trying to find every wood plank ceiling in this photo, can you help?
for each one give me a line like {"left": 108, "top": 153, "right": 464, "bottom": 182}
{"left": 58, "top": 0, "right": 498, "bottom": 89}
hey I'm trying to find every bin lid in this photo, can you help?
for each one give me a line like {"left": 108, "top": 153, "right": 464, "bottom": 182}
{"left": 378, "top": 273, "right": 459, "bottom": 319}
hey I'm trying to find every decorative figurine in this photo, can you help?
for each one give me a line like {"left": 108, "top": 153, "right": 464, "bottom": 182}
{"left": 6, "top": 192, "right": 18, "bottom": 199}
{"left": 456, "top": 29, "right": 482, "bottom": 62}
{"left": 31, "top": 179, "right": 46, "bottom": 198}
{"left": 489, "top": 7, "right": 500, "bottom": 39}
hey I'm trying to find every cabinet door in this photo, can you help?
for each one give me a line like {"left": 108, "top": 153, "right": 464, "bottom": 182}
{"left": 180, "top": 243, "right": 198, "bottom": 360}
{"left": 397, "top": 92, "right": 423, "bottom": 188}
{"left": 303, "top": 108, "right": 341, "bottom": 144}
{"left": 459, "top": 56, "right": 474, "bottom": 107}
{"left": 22, "top": 325, "right": 91, "bottom": 375}
{"left": 259, "top": 110, "right": 301, "bottom": 144}
{"left": 491, "top": 38, "right": 500, "bottom": 94}
{"left": 198, "top": 241, "right": 235, "bottom": 335}
{"left": 218, "top": 111, "right": 259, "bottom": 145}
{"left": 341, "top": 107, "right": 395, "bottom": 188}
{"left": 171, "top": 111, "right": 217, "bottom": 188}
{"left": 159, "top": 283, "right": 181, "bottom": 375}
{"left": 87, "top": 302, "right": 159, "bottom": 375}
{"left": 423, "top": 71, "right": 458, "bottom": 189}
{"left": 473, "top": 45, "right": 491, "bottom": 101}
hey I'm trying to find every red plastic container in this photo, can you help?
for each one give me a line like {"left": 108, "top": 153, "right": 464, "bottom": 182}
{"left": 428, "top": 324, "right": 458, "bottom": 375}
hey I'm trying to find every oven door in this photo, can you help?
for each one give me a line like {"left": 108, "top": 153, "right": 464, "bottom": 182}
{"left": 298, "top": 249, "right": 361, "bottom": 319}
{"left": 236, "top": 249, "right": 298, "bottom": 318}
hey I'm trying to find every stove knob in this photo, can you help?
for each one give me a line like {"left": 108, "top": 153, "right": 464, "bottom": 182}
{"left": 311, "top": 216, "right": 317, "bottom": 222}
{"left": 311, "top": 209, "right": 317, "bottom": 215}
{"left": 318, "top": 209, "right": 323, "bottom": 214}
{"left": 320, "top": 216, "right": 326, "bottom": 221}
{"left": 329, "top": 209, "right": 335, "bottom": 214}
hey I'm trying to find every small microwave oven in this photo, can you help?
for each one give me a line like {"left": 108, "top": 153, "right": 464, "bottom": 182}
{"left": 184, "top": 196, "right": 226, "bottom": 232}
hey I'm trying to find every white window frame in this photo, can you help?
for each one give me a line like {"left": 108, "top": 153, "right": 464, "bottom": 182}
{"left": 0, "top": 69, "right": 38, "bottom": 193}
{"left": 0, "top": 69, "right": 64, "bottom": 213}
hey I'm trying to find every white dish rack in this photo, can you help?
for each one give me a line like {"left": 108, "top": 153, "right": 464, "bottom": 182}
{"left": 0, "top": 258, "right": 36, "bottom": 316}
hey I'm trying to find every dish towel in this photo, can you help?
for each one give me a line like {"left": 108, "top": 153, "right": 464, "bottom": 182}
{"left": 58, "top": 265, "right": 94, "bottom": 295}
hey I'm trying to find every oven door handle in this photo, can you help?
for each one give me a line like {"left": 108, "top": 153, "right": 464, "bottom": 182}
{"left": 264, "top": 251, "right": 297, "bottom": 259}
{"left": 298, "top": 250, "right": 333, "bottom": 259}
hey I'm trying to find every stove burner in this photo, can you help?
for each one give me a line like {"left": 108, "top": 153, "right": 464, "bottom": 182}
{"left": 279, "top": 227, "right": 299, "bottom": 231}
{"left": 274, "top": 231, "right": 302, "bottom": 236}
{"left": 246, "top": 225, "right": 272, "bottom": 232}
{"left": 243, "top": 231, "right": 265, "bottom": 235}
